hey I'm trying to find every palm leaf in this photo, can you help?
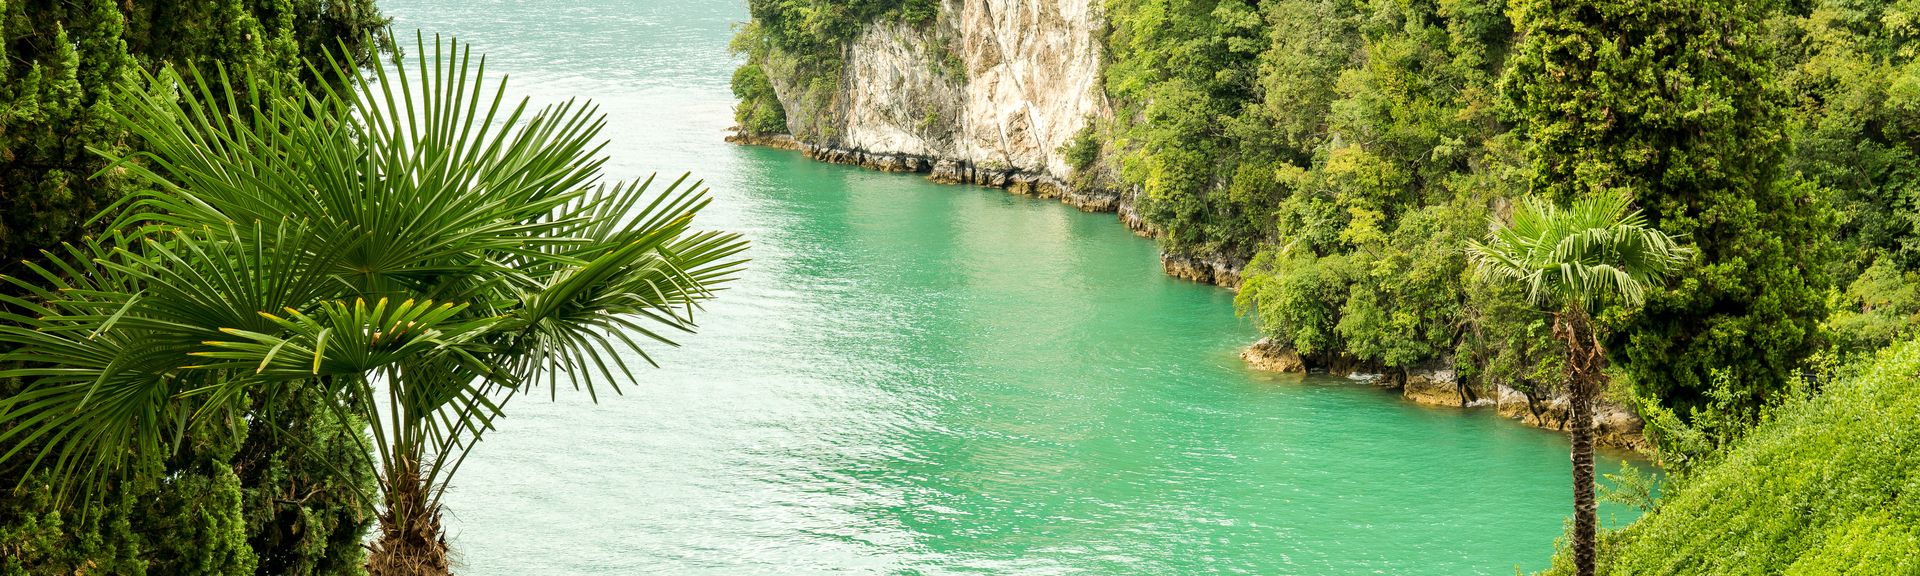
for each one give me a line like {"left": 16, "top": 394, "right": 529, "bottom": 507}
{"left": 2, "top": 33, "right": 749, "bottom": 528}
{"left": 1467, "top": 193, "right": 1691, "bottom": 310}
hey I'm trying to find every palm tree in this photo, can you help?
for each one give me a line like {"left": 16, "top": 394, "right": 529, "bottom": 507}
{"left": 0, "top": 35, "right": 747, "bottom": 575}
{"left": 1466, "top": 193, "right": 1688, "bottom": 576}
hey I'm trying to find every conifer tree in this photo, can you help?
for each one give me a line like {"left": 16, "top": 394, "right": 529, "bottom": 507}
{"left": 1503, "top": 0, "right": 1834, "bottom": 451}
{"left": 0, "top": 2, "right": 387, "bottom": 574}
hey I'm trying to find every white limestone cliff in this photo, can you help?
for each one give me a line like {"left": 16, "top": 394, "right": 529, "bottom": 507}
{"left": 765, "top": 0, "right": 1108, "bottom": 184}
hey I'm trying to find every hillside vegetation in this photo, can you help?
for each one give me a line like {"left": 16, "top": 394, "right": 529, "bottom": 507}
{"left": 1100, "top": 0, "right": 1899, "bottom": 456}
{"left": 1545, "top": 339, "right": 1920, "bottom": 574}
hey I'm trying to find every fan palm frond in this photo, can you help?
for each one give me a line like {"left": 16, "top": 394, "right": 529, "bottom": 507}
{"left": 1467, "top": 193, "right": 1691, "bottom": 311}
{"left": 2, "top": 33, "right": 749, "bottom": 561}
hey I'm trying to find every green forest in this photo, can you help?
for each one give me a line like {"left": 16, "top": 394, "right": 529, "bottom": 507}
{"left": 1095, "top": 0, "right": 1901, "bottom": 457}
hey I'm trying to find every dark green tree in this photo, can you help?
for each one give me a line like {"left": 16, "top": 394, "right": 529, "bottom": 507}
{"left": 1502, "top": 0, "right": 1835, "bottom": 448}
{"left": 0, "top": 1, "right": 387, "bottom": 574}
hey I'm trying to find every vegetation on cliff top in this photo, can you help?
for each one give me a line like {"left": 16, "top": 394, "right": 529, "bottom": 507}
{"left": 731, "top": 0, "right": 939, "bottom": 138}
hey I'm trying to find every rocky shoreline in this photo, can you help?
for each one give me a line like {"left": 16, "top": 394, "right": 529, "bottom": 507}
{"left": 1243, "top": 339, "right": 1650, "bottom": 451}
{"left": 728, "top": 129, "right": 1241, "bottom": 287}
{"left": 731, "top": 129, "right": 1645, "bottom": 452}
{"left": 730, "top": 129, "right": 1120, "bottom": 210}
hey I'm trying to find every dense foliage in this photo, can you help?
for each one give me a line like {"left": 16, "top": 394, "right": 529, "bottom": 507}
{"left": 742, "top": 0, "right": 936, "bottom": 69}
{"left": 1094, "top": 0, "right": 1904, "bottom": 454}
{"left": 1098, "top": 0, "right": 1582, "bottom": 402}
{"left": 0, "top": 1, "right": 387, "bottom": 574}
{"left": 1779, "top": 0, "right": 1920, "bottom": 354}
{"left": 1503, "top": 0, "right": 1833, "bottom": 449}
{"left": 1544, "top": 339, "right": 1920, "bottom": 574}
{"left": 0, "top": 0, "right": 388, "bottom": 276}
{"left": 1100, "top": 0, "right": 1915, "bottom": 567}
{"left": 731, "top": 61, "right": 789, "bottom": 135}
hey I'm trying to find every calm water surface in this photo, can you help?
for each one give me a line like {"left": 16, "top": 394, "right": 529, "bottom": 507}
{"left": 382, "top": 1, "right": 1636, "bottom": 573}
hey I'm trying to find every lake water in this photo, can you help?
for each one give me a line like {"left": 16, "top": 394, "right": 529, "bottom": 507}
{"left": 380, "top": 1, "right": 1635, "bottom": 573}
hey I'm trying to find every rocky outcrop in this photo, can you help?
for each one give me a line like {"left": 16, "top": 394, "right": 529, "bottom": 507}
{"left": 723, "top": 131, "right": 804, "bottom": 151}
{"left": 1240, "top": 338, "right": 1306, "bottom": 373}
{"left": 1411, "top": 370, "right": 1646, "bottom": 451}
{"left": 1401, "top": 366, "right": 1464, "bottom": 407}
{"left": 738, "top": 0, "right": 1131, "bottom": 222}
{"left": 1239, "top": 346, "right": 1650, "bottom": 451}
{"left": 1162, "top": 252, "right": 1244, "bottom": 288}
{"left": 1491, "top": 386, "right": 1651, "bottom": 452}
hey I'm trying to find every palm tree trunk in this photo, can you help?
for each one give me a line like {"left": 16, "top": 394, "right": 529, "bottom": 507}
{"left": 1556, "top": 310, "right": 1603, "bottom": 576}
{"left": 1569, "top": 370, "right": 1598, "bottom": 576}
{"left": 367, "top": 451, "right": 451, "bottom": 576}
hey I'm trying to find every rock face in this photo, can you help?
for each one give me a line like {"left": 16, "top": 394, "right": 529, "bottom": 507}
{"left": 762, "top": 0, "right": 1107, "bottom": 187}
{"left": 1162, "top": 252, "right": 1244, "bottom": 288}
{"left": 1390, "top": 368, "right": 1650, "bottom": 450}
{"left": 744, "top": 1, "right": 1249, "bottom": 287}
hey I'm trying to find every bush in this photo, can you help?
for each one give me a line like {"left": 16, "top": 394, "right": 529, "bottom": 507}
{"left": 731, "top": 63, "right": 789, "bottom": 135}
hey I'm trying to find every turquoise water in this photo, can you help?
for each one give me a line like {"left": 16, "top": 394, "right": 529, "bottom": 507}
{"left": 381, "top": 1, "right": 1636, "bottom": 574}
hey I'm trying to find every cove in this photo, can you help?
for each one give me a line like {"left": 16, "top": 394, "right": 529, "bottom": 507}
{"left": 381, "top": 0, "right": 1638, "bottom": 574}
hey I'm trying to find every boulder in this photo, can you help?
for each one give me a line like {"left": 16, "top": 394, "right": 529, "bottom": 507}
{"left": 1402, "top": 366, "right": 1463, "bottom": 407}
{"left": 1241, "top": 338, "right": 1306, "bottom": 373}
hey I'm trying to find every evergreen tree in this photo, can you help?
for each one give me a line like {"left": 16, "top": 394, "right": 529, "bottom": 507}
{"left": 0, "top": 2, "right": 387, "bottom": 574}
{"left": 1502, "top": 0, "right": 1835, "bottom": 451}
